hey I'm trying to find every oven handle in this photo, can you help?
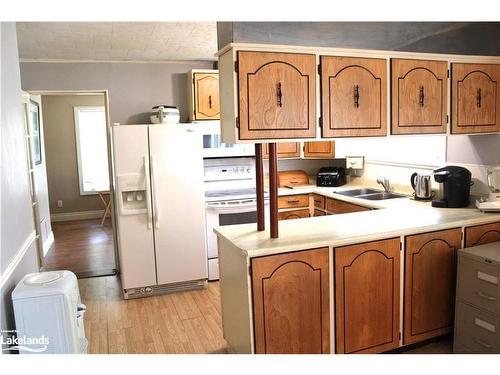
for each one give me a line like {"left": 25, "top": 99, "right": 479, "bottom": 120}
{"left": 206, "top": 200, "right": 269, "bottom": 213}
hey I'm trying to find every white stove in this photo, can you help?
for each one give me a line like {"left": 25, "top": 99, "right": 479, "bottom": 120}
{"left": 203, "top": 158, "right": 269, "bottom": 280}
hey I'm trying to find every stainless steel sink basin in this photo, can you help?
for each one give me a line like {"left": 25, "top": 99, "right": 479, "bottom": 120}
{"left": 335, "top": 188, "right": 382, "bottom": 196}
{"left": 355, "top": 192, "right": 408, "bottom": 200}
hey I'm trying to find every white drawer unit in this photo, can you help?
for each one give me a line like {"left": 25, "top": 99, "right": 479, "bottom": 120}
{"left": 12, "top": 271, "right": 87, "bottom": 354}
{"left": 455, "top": 241, "right": 500, "bottom": 353}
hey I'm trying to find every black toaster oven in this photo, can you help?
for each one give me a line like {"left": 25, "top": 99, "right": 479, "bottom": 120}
{"left": 316, "top": 167, "right": 346, "bottom": 187}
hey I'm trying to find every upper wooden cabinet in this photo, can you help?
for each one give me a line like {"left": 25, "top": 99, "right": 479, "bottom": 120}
{"left": 451, "top": 63, "right": 500, "bottom": 134}
{"left": 335, "top": 238, "right": 400, "bottom": 354}
{"left": 320, "top": 56, "right": 387, "bottom": 137}
{"left": 237, "top": 51, "right": 317, "bottom": 140}
{"left": 391, "top": 59, "right": 448, "bottom": 134}
{"left": 303, "top": 141, "right": 335, "bottom": 158}
{"left": 263, "top": 142, "right": 300, "bottom": 159}
{"left": 251, "top": 248, "right": 330, "bottom": 354}
{"left": 188, "top": 70, "right": 220, "bottom": 121}
{"left": 403, "top": 228, "right": 461, "bottom": 345}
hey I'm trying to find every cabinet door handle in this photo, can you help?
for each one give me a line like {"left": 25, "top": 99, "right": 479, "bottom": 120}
{"left": 353, "top": 85, "right": 360, "bottom": 108}
{"left": 419, "top": 86, "right": 425, "bottom": 107}
{"left": 476, "top": 88, "right": 482, "bottom": 108}
{"left": 474, "top": 337, "right": 493, "bottom": 349}
{"left": 208, "top": 95, "right": 212, "bottom": 109}
{"left": 475, "top": 290, "right": 496, "bottom": 301}
{"left": 287, "top": 200, "right": 300, "bottom": 204}
{"left": 276, "top": 82, "right": 283, "bottom": 107}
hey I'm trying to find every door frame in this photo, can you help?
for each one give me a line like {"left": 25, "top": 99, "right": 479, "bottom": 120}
{"left": 26, "top": 89, "right": 119, "bottom": 274}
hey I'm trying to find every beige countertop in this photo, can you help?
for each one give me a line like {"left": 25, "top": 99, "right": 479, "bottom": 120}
{"left": 215, "top": 184, "right": 500, "bottom": 258}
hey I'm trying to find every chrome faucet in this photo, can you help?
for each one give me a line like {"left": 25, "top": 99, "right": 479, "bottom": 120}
{"left": 377, "top": 177, "right": 391, "bottom": 192}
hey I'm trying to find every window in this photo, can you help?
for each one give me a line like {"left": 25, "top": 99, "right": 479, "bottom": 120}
{"left": 74, "top": 106, "right": 109, "bottom": 194}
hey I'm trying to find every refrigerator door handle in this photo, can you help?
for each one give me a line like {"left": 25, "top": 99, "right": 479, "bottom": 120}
{"left": 144, "top": 155, "right": 153, "bottom": 229}
{"left": 150, "top": 155, "right": 160, "bottom": 229}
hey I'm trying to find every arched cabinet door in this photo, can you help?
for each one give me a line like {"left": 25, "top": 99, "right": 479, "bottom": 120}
{"left": 335, "top": 238, "right": 400, "bottom": 354}
{"left": 251, "top": 248, "right": 329, "bottom": 354}
{"left": 465, "top": 222, "right": 500, "bottom": 247}
{"left": 193, "top": 72, "right": 220, "bottom": 120}
{"left": 451, "top": 63, "right": 500, "bottom": 134}
{"left": 403, "top": 228, "right": 462, "bottom": 345}
{"left": 237, "top": 51, "right": 317, "bottom": 140}
{"left": 321, "top": 56, "right": 387, "bottom": 137}
{"left": 391, "top": 59, "right": 448, "bottom": 134}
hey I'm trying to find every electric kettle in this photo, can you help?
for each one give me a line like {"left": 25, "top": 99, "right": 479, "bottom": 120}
{"left": 411, "top": 172, "right": 433, "bottom": 200}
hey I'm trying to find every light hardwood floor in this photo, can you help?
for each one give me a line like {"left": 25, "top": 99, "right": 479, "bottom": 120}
{"left": 79, "top": 275, "right": 453, "bottom": 355}
{"left": 79, "top": 276, "right": 229, "bottom": 354}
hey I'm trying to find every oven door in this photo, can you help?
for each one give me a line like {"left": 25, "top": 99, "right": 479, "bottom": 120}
{"left": 205, "top": 200, "right": 264, "bottom": 259}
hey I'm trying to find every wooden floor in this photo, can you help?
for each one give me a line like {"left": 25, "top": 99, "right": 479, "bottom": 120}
{"left": 79, "top": 276, "right": 229, "bottom": 354}
{"left": 44, "top": 219, "right": 115, "bottom": 277}
{"left": 79, "top": 276, "right": 453, "bottom": 355}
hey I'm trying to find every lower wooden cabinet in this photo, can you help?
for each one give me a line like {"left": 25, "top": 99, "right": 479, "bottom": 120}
{"left": 335, "top": 238, "right": 401, "bottom": 353}
{"left": 278, "top": 194, "right": 309, "bottom": 209}
{"left": 465, "top": 222, "right": 500, "bottom": 247}
{"left": 403, "top": 228, "right": 462, "bottom": 345}
{"left": 278, "top": 209, "right": 310, "bottom": 220}
{"left": 314, "top": 209, "right": 326, "bottom": 217}
{"left": 251, "top": 248, "right": 330, "bottom": 354}
{"left": 326, "top": 197, "right": 370, "bottom": 214}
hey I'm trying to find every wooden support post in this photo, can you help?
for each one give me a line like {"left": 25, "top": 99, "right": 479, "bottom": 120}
{"left": 255, "top": 144, "right": 265, "bottom": 231}
{"left": 268, "top": 143, "right": 279, "bottom": 239}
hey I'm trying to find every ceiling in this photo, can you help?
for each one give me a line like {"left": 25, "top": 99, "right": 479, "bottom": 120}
{"left": 16, "top": 22, "right": 218, "bottom": 61}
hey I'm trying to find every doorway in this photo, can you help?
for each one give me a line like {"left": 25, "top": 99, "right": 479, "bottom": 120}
{"left": 27, "top": 90, "right": 117, "bottom": 278}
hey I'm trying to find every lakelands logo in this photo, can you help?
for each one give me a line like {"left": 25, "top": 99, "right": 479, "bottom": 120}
{"left": 1, "top": 330, "right": 49, "bottom": 353}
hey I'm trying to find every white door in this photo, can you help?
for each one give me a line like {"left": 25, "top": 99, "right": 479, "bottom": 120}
{"left": 149, "top": 125, "right": 208, "bottom": 284}
{"left": 112, "top": 125, "right": 157, "bottom": 289}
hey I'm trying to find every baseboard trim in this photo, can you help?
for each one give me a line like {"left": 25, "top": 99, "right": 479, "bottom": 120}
{"left": 42, "top": 230, "right": 54, "bottom": 256}
{"left": 50, "top": 210, "right": 104, "bottom": 222}
{"left": 0, "top": 231, "right": 37, "bottom": 290}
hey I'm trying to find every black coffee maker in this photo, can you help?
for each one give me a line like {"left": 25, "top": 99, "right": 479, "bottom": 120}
{"left": 431, "top": 166, "right": 473, "bottom": 208}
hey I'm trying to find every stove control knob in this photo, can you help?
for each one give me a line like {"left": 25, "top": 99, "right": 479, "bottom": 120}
{"left": 246, "top": 168, "right": 251, "bottom": 173}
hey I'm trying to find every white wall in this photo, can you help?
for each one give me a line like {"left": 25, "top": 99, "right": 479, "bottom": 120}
{"left": 0, "top": 22, "right": 39, "bottom": 339}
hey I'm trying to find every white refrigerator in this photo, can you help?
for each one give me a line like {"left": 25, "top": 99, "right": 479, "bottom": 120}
{"left": 112, "top": 124, "right": 207, "bottom": 298}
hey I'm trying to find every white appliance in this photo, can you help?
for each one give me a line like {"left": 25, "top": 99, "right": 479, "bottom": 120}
{"left": 199, "top": 121, "right": 254, "bottom": 158}
{"left": 11, "top": 271, "right": 87, "bottom": 354}
{"left": 476, "top": 167, "right": 500, "bottom": 212}
{"left": 112, "top": 123, "right": 207, "bottom": 298}
{"left": 204, "top": 158, "right": 269, "bottom": 280}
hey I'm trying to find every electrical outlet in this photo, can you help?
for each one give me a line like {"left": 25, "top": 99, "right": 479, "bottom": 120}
{"left": 57, "top": 200, "right": 63, "bottom": 207}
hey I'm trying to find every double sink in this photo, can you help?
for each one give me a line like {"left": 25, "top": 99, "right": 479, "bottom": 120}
{"left": 334, "top": 188, "right": 407, "bottom": 201}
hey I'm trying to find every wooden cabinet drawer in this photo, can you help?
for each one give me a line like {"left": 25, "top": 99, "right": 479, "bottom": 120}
{"left": 313, "top": 209, "right": 326, "bottom": 217}
{"left": 465, "top": 222, "right": 500, "bottom": 247}
{"left": 312, "top": 194, "right": 325, "bottom": 209}
{"left": 278, "top": 209, "right": 310, "bottom": 221}
{"left": 278, "top": 194, "right": 309, "bottom": 209}
{"left": 455, "top": 301, "right": 500, "bottom": 353}
{"left": 326, "top": 198, "right": 369, "bottom": 214}
{"left": 458, "top": 256, "right": 500, "bottom": 315}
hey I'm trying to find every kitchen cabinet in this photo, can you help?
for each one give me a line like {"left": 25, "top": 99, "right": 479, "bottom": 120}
{"left": 320, "top": 56, "right": 387, "bottom": 137}
{"left": 313, "top": 209, "right": 326, "bottom": 217}
{"left": 391, "top": 59, "right": 448, "bottom": 134}
{"left": 403, "top": 228, "right": 461, "bottom": 345}
{"left": 237, "top": 51, "right": 317, "bottom": 140}
{"left": 312, "top": 194, "right": 326, "bottom": 209}
{"left": 326, "top": 197, "right": 370, "bottom": 214}
{"left": 451, "top": 63, "right": 500, "bottom": 134}
{"left": 303, "top": 141, "right": 335, "bottom": 158}
{"left": 465, "top": 222, "right": 500, "bottom": 247}
{"left": 278, "top": 194, "right": 309, "bottom": 209}
{"left": 263, "top": 142, "right": 301, "bottom": 159}
{"left": 335, "top": 238, "right": 400, "bottom": 354}
{"left": 251, "top": 248, "right": 330, "bottom": 353}
{"left": 278, "top": 209, "right": 310, "bottom": 220}
{"left": 188, "top": 70, "right": 220, "bottom": 121}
